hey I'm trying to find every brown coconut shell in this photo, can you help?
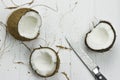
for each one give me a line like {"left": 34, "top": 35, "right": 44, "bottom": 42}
{"left": 85, "top": 20, "right": 116, "bottom": 52}
{"left": 29, "top": 47, "right": 60, "bottom": 77}
{"left": 7, "top": 8, "right": 40, "bottom": 41}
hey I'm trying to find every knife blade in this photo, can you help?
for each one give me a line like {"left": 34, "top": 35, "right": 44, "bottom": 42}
{"left": 65, "top": 38, "right": 107, "bottom": 80}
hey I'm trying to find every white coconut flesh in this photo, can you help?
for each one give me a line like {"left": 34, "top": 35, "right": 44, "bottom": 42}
{"left": 18, "top": 11, "right": 42, "bottom": 39}
{"left": 31, "top": 48, "right": 57, "bottom": 76}
{"left": 86, "top": 23, "right": 115, "bottom": 50}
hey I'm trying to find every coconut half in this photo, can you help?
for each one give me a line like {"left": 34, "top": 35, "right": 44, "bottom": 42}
{"left": 7, "top": 8, "right": 42, "bottom": 41}
{"left": 30, "top": 47, "right": 60, "bottom": 77}
{"left": 85, "top": 21, "right": 116, "bottom": 52}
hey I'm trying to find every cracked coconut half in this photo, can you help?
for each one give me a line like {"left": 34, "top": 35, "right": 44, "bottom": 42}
{"left": 85, "top": 21, "right": 116, "bottom": 52}
{"left": 7, "top": 8, "right": 42, "bottom": 41}
{"left": 30, "top": 47, "right": 60, "bottom": 77}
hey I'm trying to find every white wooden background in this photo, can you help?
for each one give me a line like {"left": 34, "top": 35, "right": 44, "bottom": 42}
{"left": 0, "top": 0, "right": 120, "bottom": 80}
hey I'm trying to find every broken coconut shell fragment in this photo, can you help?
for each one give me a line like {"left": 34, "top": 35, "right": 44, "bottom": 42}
{"left": 7, "top": 8, "right": 42, "bottom": 41}
{"left": 30, "top": 47, "right": 60, "bottom": 77}
{"left": 85, "top": 21, "right": 116, "bottom": 52}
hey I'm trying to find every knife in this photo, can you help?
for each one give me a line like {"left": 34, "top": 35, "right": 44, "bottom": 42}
{"left": 65, "top": 38, "right": 107, "bottom": 80}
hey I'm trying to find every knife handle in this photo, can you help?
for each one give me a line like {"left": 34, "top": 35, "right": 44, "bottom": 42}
{"left": 92, "top": 67, "right": 107, "bottom": 80}
{"left": 95, "top": 72, "right": 107, "bottom": 80}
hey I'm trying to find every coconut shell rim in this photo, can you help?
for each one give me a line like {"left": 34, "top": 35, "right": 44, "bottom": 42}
{"left": 7, "top": 8, "right": 42, "bottom": 41}
{"left": 29, "top": 47, "right": 60, "bottom": 77}
{"left": 85, "top": 20, "right": 116, "bottom": 52}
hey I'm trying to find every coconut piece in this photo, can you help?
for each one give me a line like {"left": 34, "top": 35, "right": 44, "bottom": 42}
{"left": 30, "top": 47, "right": 60, "bottom": 77}
{"left": 7, "top": 8, "right": 42, "bottom": 41}
{"left": 85, "top": 21, "right": 116, "bottom": 52}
